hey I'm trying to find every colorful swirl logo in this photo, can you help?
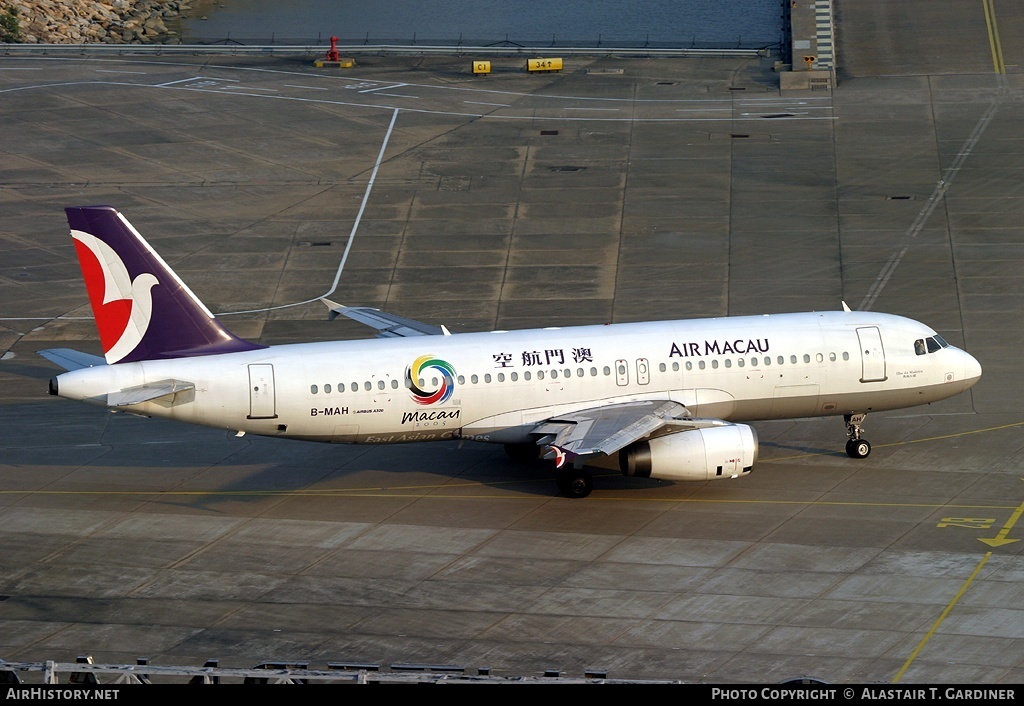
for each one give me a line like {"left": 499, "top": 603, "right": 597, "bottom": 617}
{"left": 406, "top": 355, "right": 456, "bottom": 406}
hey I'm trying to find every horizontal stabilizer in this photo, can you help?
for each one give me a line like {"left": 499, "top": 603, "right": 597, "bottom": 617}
{"left": 38, "top": 348, "right": 106, "bottom": 371}
{"left": 106, "top": 379, "right": 195, "bottom": 407}
{"left": 321, "top": 299, "right": 451, "bottom": 337}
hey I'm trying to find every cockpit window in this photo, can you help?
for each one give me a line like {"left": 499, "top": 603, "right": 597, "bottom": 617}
{"left": 915, "top": 336, "right": 949, "bottom": 355}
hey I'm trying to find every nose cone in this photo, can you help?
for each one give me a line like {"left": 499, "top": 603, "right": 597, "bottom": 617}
{"left": 964, "top": 350, "right": 982, "bottom": 387}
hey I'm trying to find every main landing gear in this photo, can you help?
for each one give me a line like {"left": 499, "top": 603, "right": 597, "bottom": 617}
{"left": 556, "top": 467, "right": 593, "bottom": 499}
{"left": 844, "top": 413, "right": 871, "bottom": 458}
{"left": 504, "top": 442, "right": 594, "bottom": 498}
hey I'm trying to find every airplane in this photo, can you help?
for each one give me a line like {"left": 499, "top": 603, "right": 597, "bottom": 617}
{"left": 41, "top": 206, "right": 983, "bottom": 498}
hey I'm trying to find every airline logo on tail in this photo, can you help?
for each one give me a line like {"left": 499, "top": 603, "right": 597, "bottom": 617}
{"left": 71, "top": 229, "right": 158, "bottom": 364}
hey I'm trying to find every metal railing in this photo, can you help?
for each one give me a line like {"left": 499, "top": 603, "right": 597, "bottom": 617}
{"left": 0, "top": 42, "right": 770, "bottom": 59}
{"left": 0, "top": 658, "right": 681, "bottom": 685}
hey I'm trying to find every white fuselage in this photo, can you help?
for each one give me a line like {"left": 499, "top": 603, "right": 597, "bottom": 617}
{"left": 52, "top": 310, "right": 981, "bottom": 447}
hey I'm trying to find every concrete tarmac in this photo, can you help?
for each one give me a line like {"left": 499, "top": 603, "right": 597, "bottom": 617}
{"left": 1, "top": 0, "right": 1023, "bottom": 684}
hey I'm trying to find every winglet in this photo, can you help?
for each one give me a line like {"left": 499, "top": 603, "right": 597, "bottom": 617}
{"left": 546, "top": 445, "right": 577, "bottom": 469}
{"left": 321, "top": 298, "right": 345, "bottom": 321}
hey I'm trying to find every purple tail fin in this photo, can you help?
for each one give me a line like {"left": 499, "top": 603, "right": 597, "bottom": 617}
{"left": 66, "top": 206, "right": 266, "bottom": 364}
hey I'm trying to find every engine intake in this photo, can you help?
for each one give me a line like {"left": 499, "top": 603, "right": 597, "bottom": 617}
{"left": 620, "top": 424, "right": 758, "bottom": 482}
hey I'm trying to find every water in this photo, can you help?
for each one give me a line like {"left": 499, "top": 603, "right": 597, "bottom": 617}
{"left": 179, "top": 0, "right": 787, "bottom": 50}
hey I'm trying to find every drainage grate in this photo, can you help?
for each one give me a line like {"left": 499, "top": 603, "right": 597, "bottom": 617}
{"left": 730, "top": 134, "right": 750, "bottom": 139}
{"left": 540, "top": 130, "right": 559, "bottom": 135}
{"left": 298, "top": 241, "right": 335, "bottom": 247}
{"left": 550, "top": 166, "right": 585, "bottom": 172}
{"left": 887, "top": 196, "right": 913, "bottom": 200}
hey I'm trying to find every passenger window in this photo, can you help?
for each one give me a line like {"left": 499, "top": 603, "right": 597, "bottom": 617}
{"left": 816, "top": 353, "right": 824, "bottom": 363}
{"left": 537, "top": 371, "right": 545, "bottom": 380}
{"left": 764, "top": 357, "right": 771, "bottom": 366}
{"left": 590, "top": 367, "right": 598, "bottom": 376}
{"left": 724, "top": 359, "right": 732, "bottom": 368}
{"left": 511, "top": 372, "right": 519, "bottom": 382}
{"left": 457, "top": 375, "right": 465, "bottom": 385}
{"left": 550, "top": 370, "right": 558, "bottom": 379}
{"left": 391, "top": 379, "right": 399, "bottom": 389}
{"left": 737, "top": 358, "right": 745, "bottom": 368}
{"left": 711, "top": 360, "right": 719, "bottom": 369}
{"left": 842, "top": 352, "right": 849, "bottom": 361}
{"left": 338, "top": 383, "right": 344, "bottom": 393}
{"left": 803, "top": 354, "right": 810, "bottom": 363}
{"left": 351, "top": 382, "right": 358, "bottom": 392}
{"left": 471, "top": 374, "right": 479, "bottom": 384}
{"left": 364, "top": 381, "right": 371, "bottom": 391}
{"left": 377, "top": 380, "right": 385, "bottom": 390}
{"left": 829, "top": 352, "right": 837, "bottom": 362}
{"left": 497, "top": 373, "right": 505, "bottom": 382}
{"left": 310, "top": 385, "right": 318, "bottom": 394}
{"left": 565, "top": 369, "right": 572, "bottom": 378}
{"left": 524, "top": 371, "right": 532, "bottom": 381}
{"left": 685, "top": 361, "right": 693, "bottom": 371}
{"left": 698, "top": 360, "right": 706, "bottom": 370}
{"left": 659, "top": 363, "right": 666, "bottom": 372}
{"left": 603, "top": 366, "right": 611, "bottom": 376}
{"left": 484, "top": 374, "right": 492, "bottom": 383}
{"left": 790, "top": 355, "right": 797, "bottom": 364}
{"left": 672, "top": 362, "right": 679, "bottom": 372}
{"left": 777, "top": 356, "right": 784, "bottom": 365}
{"left": 324, "top": 384, "right": 332, "bottom": 393}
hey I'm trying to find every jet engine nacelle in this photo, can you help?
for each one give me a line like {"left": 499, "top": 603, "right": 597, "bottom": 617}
{"left": 619, "top": 424, "right": 758, "bottom": 482}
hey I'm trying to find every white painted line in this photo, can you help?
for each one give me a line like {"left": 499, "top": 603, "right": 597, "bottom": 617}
{"left": 565, "top": 107, "right": 619, "bottom": 111}
{"left": 222, "top": 85, "right": 279, "bottom": 92}
{"left": 359, "top": 83, "right": 408, "bottom": 93}
{"left": 283, "top": 84, "right": 328, "bottom": 90}
{"left": 465, "top": 101, "right": 511, "bottom": 107}
{"left": 217, "top": 108, "right": 401, "bottom": 316}
{"left": 155, "top": 75, "right": 241, "bottom": 87}
{"left": 94, "top": 69, "right": 147, "bottom": 75}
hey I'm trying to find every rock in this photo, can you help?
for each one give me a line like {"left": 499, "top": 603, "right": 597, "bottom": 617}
{"left": 2, "top": 0, "right": 188, "bottom": 44}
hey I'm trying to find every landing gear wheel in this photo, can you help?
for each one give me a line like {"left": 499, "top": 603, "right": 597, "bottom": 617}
{"left": 843, "top": 413, "right": 870, "bottom": 459}
{"left": 846, "top": 438, "right": 871, "bottom": 459}
{"left": 556, "top": 469, "right": 593, "bottom": 498}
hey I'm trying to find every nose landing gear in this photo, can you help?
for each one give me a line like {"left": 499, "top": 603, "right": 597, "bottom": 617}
{"left": 844, "top": 413, "right": 871, "bottom": 458}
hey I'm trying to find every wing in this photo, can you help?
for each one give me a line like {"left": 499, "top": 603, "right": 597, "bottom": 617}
{"left": 322, "top": 299, "right": 451, "bottom": 337}
{"left": 531, "top": 399, "right": 708, "bottom": 464}
{"left": 38, "top": 348, "right": 106, "bottom": 371}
